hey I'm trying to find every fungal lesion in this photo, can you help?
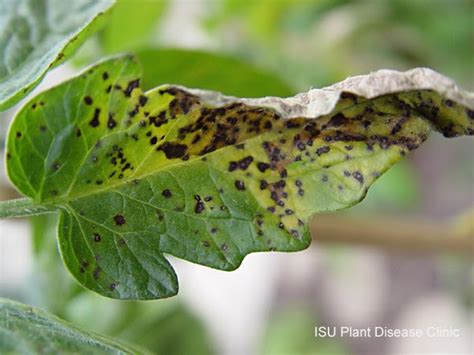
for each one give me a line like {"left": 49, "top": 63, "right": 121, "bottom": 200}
{"left": 61, "top": 71, "right": 473, "bottom": 207}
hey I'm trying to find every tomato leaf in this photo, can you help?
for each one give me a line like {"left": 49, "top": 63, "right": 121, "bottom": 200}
{"left": 6, "top": 55, "right": 473, "bottom": 299}
{"left": 0, "top": 0, "right": 115, "bottom": 111}
{"left": 0, "top": 298, "right": 147, "bottom": 354}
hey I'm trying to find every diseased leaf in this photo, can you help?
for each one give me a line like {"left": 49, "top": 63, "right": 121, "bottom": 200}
{"left": 136, "top": 48, "right": 294, "bottom": 97}
{"left": 6, "top": 55, "right": 473, "bottom": 299}
{"left": 0, "top": 0, "right": 115, "bottom": 111}
{"left": 0, "top": 298, "right": 146, "bottom": 354}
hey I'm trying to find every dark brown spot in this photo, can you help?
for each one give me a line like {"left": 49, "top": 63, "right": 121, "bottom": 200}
{"left": 157, "top": 142, "right": 188, "bottom": 159}
{"left": 327, "top": 113, "right": 347, "bottom": 127}
{"left": 139, "top": 95, "right": 148, "bottom": 106}
{"left": 93, "top": 233, "right": 101, "bottom": 242}
{"left": 228, "top": 161, "right": 238, "bottom": 172}
{"left": 124, "top": 79, "right": 140, "bottom": 97}
{"left": 340, "top": 92, "right": 358, "bottom": 101}
{"left": 257, "top": 162, "right": 270, "bottom": 172}
{"left": 238, "top": 156, "right": 254, "bottom": 170}
{"left": 102, "top": 72, "right": 109, "bottom": 80}
{"left": 93, "top": 266, "right": 102, "bottom": 280}
{"left": 107, "top": 114, "right": 117, "bottom": 129}
{"left": 128, "top": 105, "right": 139, "bottom": 117}
{"left": 150, "top": 136, "right": 158, "bottom": 145}
{"left": 195, "top": 201, "right": 205, "bottom": 214}
{"left": 235, "top": 180, "right": 245, "bottom": 191}
{"left": 89, "top": 108, "right": 101, "bottom": 127}
{"left": 114, "top": 214, "right": 126, "bottom": 226}
{"left": 84, "top": 96, "right": 93, "bottom": 105}
{"left": 316, "top": 146, "right": 330, "bottom": 156}
{"left": 467, "top": 109, "right": 474, "bottom": 119}
{"left": 162, "top": 189, "right": 172, "bottom": 198}
{"left": 260, "top": 180, "right": 268, "bottom": 190}
{"left": 352, "top": 171, "right": 364, "bottom": 184}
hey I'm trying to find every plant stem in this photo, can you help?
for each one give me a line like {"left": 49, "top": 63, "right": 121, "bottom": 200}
{"left": 0, "top": 198, "right": 56, "bottom": 218}
{"left": 311, "top": 215, "right": 473, "bottom": 254}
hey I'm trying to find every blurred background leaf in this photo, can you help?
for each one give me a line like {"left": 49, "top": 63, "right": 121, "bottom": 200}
{"left": 99, "top": 0, "right": 168, "bottom": 53}
{"left": 136, "top": 48, "right": 294, "bottom": 97}
{"left": 260, "top": 307, "right": 347, "bottom": 355}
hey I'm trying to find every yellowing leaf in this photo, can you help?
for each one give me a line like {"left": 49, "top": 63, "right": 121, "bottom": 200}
{"left": 6, "top": 55, "right": 473, "bottom": 299}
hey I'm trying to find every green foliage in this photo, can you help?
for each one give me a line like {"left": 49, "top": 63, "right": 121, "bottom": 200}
{"left": 5, "top": 55, "right": 472, "bottom": 300}
{"left": 26, "top": 214, "right": 215, "bottom": 355}
{"left": 206, "top": 0, "right": 474, "bottom": 90}
{"left": 0, "top": 0, "right": 115, "bottom": 111}
{"left": 66, "top": 295, "right": 214, "bottom": 355}
{"left": 0, "top": 298, "right": 146, "bottom": 354}
{"left": 136, "top": 48, "right": 294, "bottom": 97}
{"left": 261, "top": 308, "right": 347, "bottom": 355}
{"left": 99, "top": 0, "right": 168, "bottom": 54}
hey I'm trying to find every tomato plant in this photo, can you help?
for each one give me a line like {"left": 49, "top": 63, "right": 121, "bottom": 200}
{"left": 0, "top": 0, "right": 472, "bottom": 353}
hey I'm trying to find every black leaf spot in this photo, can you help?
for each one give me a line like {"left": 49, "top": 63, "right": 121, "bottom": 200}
{"left": 83, "top": 96, "right": 93, "bottom": 105}
{"left": 124, "top": 79, "right": 140, "bottom": 97}
{"left": 89, "top": 108, "right": 101, "bottom": 127}
{"left": 257, "top": 162, "right": 270, "bottom": 172}
{"left": 352, "top": 171, "right": 364, "bottom": 184}
{"left": 114, "top": 214, "right": 126, "bottom": 226}
{"left": 235, "top": 180, "right": 245, "bottom": 191}
{"left": 107, "top": 114, "right": 117, "bottom": 129}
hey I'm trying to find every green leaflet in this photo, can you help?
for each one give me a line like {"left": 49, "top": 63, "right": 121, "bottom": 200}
{"left": 0, "top": 298, "right": 147, "bottom": 354}
{"left": 6, "top": 55, "right": 473, "bottom": 299}
{"left": 0, "top": 0, "right": 114, "bottom": 111}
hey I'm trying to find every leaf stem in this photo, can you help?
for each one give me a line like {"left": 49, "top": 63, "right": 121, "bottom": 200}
{"left": 0, "top": 198, "right": 56, "bottom": 219}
